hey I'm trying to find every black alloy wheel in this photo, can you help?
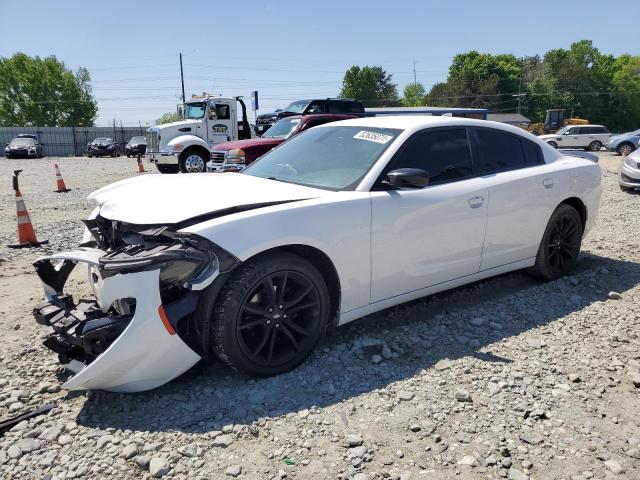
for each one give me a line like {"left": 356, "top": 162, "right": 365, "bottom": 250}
{"left": 202, "top": 252, "right": 330, "bottom": 376}
{"left": 528, "top": 204, "right": 583, "bottom": 280}
{"left": 236, "top": 271, "right": 321, "bottom": 368}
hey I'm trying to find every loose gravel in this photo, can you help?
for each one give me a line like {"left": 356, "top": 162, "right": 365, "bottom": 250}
{"left": 0, "top": 154, "right": 638, "bottom": 480}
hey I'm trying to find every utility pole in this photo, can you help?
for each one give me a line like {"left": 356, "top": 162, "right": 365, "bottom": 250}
{"left": 517, "top": 57, "right": 524, "bottom": 114}
{"left": 413, "top": 60, "right": 417, "bottom": 86}
{"left": 179, "top": 53, "right": 186, "bottom": 103}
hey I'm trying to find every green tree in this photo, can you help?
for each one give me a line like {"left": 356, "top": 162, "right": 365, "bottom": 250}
{"left": 430, "top": 51, "right": 522, "bottom": 110}
{"left": 402, "top": 83, "right": 426, "bottom": 106}
{"left": 155, "top": 111, "right": 182, "bottom": 124}
{"left": 0, "top": 53, "right": 97, "bottom": 126}
{"left": 340, "top": 65, "right": 399, "bottom": 106}
{"left": 611, "top": 54, "right": 640, "bottom": 131}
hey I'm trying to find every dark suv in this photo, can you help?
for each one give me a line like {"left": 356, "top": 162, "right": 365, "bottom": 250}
{"left": 255, "top": 98, "right": 364, "bottom": 134}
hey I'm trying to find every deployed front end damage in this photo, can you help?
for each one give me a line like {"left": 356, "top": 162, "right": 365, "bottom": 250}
{"left": 32, "top": 219, "right": 239, "bottom": 392}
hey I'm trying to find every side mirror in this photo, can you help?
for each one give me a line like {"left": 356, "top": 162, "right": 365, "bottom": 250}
{"left": 384, "top": 168, "right": 429, "bottom": 189}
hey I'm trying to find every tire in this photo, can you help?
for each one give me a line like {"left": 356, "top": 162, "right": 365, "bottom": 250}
{"left": 179, "top": 149, "right": 208, "bottom": 173}
{"left": 620, "top": 184, "right": 633, "bottom": 192}
{"left": 201, "top": 252, "right": 330, "bottom": 377}
{"left": 547, "top": 141, "right": 558, "bottom": 149}
{"left": 87, "top": 153, "right": 92, "bottom": 158}
{"left": 616, "top": 142, "right": 635, "bottom": 156}
{"left": 156, "top": 164, "right": 179, "bottom": 174}
{"left": 588, "top": 140, "right": 602, "bottom": 152}
{"left": 527, "top": 204, "right": 583, "bottom": 281}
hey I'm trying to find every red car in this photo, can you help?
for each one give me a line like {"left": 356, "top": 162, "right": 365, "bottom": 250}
{"left": 207, "top": 114, "right": 355, "bottom": 172}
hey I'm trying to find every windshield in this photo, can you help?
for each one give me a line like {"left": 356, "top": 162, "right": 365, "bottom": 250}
{"left": 184, "top": 102, "right": 206, "bottom": 119}
{"left": 93, "top": 138, "right": 112, "bottom": 143}
{"left": 263, "top": 118, "right": 301, "bottom": 139}
{"left": 9, "top": 138, "right": 35, "bottom": 147}
{"left": 244, "top": 126, "right": 402, "bottom": 190}
{"left": 556, "top": 127, "right": 570, "bottom": 135}
{"left": 129, "top": 136, "right": 145, "bottom": 143}
{"left": 283, "top": 100, "right": 310, "bottom": 114}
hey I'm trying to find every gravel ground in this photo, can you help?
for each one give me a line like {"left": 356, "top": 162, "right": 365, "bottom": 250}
{"left": 0, "top": 153, "right": 638, "bottom": 480}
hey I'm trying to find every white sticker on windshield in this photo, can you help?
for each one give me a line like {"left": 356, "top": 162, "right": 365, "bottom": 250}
{"left": 353, "top": 130, "right": 393, "bottom": 144}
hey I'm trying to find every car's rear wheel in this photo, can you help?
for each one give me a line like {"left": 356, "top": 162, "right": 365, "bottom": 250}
{"left": 179, "top": 149, "right": 207, "bottom": 173}
{"left": 616, "top": 142, "right": 635, "bottom": 156}
{"left": 547, "top": 141, "right": 558, "bottom": 149}
{"left": 204, "top": 252, "right": 329, "bottom": 377}
{"left": 588, "top": 140, "right": 602, "bottom": 151}
{"left": 528, "top": 204, "right": 583, "bottom": 281}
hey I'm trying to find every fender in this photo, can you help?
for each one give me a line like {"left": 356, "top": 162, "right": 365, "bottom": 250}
{"left": 180, "top": 193, "right": 373, "bottom": 314}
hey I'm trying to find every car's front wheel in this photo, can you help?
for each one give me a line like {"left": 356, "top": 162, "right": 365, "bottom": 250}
{"left": 203, "top": 252, "right": 330, "bottom": 377}
{"left": 179, "top": 149, "right": 208, "bottom": 173}
{"left": 528, "top": 204, "right": 583, "bottom": 281}
{"left": 616, "top": 142, "right": 635, "bottom": 156}
{"left": 588, "top": 140, "right": 602, "bottom": 151}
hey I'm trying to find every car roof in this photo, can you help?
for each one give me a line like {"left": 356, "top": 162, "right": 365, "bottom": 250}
{"left": 568, "top": 124, "right": 605, "bottom": 128}
{"left": 318, "top": 115, "right": 524, "bottom": 134}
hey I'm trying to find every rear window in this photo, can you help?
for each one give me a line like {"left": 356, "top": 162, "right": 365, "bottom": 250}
{"left": 522, "top": 139, "right": 545, "bottom": 166}
{"left": 329, "top": 100, "right": 364, "bottom": 114}
{"left": 475, "top": 129, "right": 526, "bottom": 173}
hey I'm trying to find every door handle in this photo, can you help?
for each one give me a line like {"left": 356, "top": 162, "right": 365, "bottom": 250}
{"left": 468, "top": 196, "right": 484, "bottom": 208}
{"left": 543, "top": 178, "right": 554, "bottom": 189}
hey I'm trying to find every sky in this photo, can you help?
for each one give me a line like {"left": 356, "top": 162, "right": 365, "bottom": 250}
{"left": 1, "top": 0, "right": 638, "bottom": 126}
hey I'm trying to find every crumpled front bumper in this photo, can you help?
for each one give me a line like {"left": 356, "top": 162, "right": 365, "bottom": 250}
{"left": 33, "top": 248, "right": 201, "bottom": 392}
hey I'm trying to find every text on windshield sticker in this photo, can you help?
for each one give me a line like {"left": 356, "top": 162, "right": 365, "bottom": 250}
{"left": 353, "top": 130, "right": 393, "bottom": 144}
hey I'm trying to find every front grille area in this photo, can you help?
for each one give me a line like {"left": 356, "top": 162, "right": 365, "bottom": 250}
{"left": 210, "top": 151, "right": 226, "bottom": 162}
{"left": 146, "top": 131, "right": 159, "bottom": 152}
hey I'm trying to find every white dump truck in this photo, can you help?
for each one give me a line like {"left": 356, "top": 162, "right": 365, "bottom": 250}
{"left": 146, "top": 95, "right": 251, "bottom": 173}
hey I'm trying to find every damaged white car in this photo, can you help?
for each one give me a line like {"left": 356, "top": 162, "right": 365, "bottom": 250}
{"left": 33, "top": 116, "right": 601, "bottom": 392}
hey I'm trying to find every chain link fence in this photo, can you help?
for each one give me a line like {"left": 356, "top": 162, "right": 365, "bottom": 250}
{"left": 0, "top": 125, "right": 147, "bottom": 157}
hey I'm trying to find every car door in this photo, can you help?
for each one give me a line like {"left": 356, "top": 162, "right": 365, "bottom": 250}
{"left": 370, "top": 127, "right": 489, "bottom": 302}
{"left": 558, "top": 127, "right": 581, "bottom": 147}
{"left": 207, "top": 102, "right": 235, "bottom": 145}
{"left": 471, "top": 127, "right": 558, "bottom": 270}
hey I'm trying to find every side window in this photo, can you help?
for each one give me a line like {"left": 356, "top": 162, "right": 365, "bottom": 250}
{"left": 388, "top": 128, "right": 473, "bottom": 186}
{"left": 214, "top": 104, "right": 230, "bottom": 120}
{"left": 522, "top": 139, "right": 544, "bottom": 166}
{"left": 329, "top": 101, "right": 343, "bottom": 113}
{"left": 475, "top": 129, "right": 527, "bottom": 173}
{"left": 306, "top": 101, "right": 327, "bottom": 113}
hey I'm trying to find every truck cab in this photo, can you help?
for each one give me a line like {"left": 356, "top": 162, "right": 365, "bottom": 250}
{"left": 147, "top": 96, "right": 250, "bottom": 173}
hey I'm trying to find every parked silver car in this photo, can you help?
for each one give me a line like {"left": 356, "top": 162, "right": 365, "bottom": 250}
{"left": 619, "top": 148, "right": 640, "bottom": 191}
{"left": 607, "top": 128, "right": 640, "bottom": 156}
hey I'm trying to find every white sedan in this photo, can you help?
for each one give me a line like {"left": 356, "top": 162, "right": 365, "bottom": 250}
{"left": 33, "top": 116, "right": 602, "bottom": 392}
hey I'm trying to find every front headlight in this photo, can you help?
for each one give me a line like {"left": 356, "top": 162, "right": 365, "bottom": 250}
{"left": 624, "top": 156, "right": 637, "bottom": 168}
{"left": 225, "top": 148, "right": 246, "bottom": 164}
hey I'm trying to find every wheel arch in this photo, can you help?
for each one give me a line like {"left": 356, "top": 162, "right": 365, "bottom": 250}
{"left": 180, "top": 144, "right": 210, "bottom": 159}
{"left": 558, "top": 196, "right": 587, "bottom": 231}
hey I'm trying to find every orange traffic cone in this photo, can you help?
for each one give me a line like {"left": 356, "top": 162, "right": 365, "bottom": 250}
{"left": 8, "top": 170, "right": 48, "bottom": 249}
{"left": 136, "top": 155, "right": 146, "bottom": 173}
{"left": 54, "top": 163, "right": 71, "bottom": 192}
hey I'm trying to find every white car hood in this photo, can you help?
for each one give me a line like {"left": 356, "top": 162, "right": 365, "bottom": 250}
{"left": 89, "top": 173, "right": 329, "bottom": 225}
